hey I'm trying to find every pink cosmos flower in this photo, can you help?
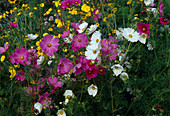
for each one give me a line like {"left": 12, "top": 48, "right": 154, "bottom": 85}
{"left": 57, "top": 58, "right": 74, "bottom": 75}
{"left": 16, "top": 71, "right": 26, "bottom": 81}
{"left": 48, "top": 76, "right": 62, "bottom": 89}
{"left": 38, "top": 92, "right": 52, "bottom": 108}
{"left": 71, "top": 22, "right": 80, "bottom": 31}
{"left": 73, "top": 0, "right": 81, "bottom": 5}
{"left": 97, "top": 65, "right": 105, "bottom": 75}
{"left": 25, "top": 86, "right": 40, "bottom": 96}
{"left": 159, "top": 1, "right": 163, "bottom": 16}
{"left": 37, "top": 78, "right": 46, "bottom": 88}
{"left": 40, "top": 35, "right": 60, "bottom": 56}
{"left": 10, "top": 22, "right": 18, "bottom": 28}
{"left": 60, "top": 0, "right": 73, "bottom": 9}
{"left": 61, "top": 30, "right": 70, "bottom": 38}
{"left": 137, "top": 22, "right": 150, "bottom": 36}
{"left": 71, "top": 33, "right": 88, "bottom": 51}
{"left": 160, "top": 17, "right": 169, "bottom": 25}
{"left": 0, "top": 42, "right": 9, "bottom": 54}
{"left": 85, "top": 66, "right": 98, "bottom": 79}
{"left": 93, "top": 8, "right": 102, "bottom": 21}
{"left": 10, "top": 48, "right": 30, "bottom": 66}
{"left": 101, "top": 39, "right": 109, "bottom": 52}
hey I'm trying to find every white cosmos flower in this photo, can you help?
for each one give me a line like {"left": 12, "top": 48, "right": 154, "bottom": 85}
{"left": 88, "top": 84, "right": 98, "bottom": 97}
{"left": 63, "top": 90, "right": 74, "bottom": 98}
{"left": 34, "top": 102, "right": 42, "bottom": 115}
{"left": 139, "top": 33, "right": 147, "bottom": 44}
{"left": 147, "top": 8, "right": 158, "bottom": 17}
{"left": 124, "top": 61, "right": 131, "bottom": 69}
{"left": 122, "top": 28, "right": 140, "bottom": 42}
{"left": 120, "top": 72, "right": 129, "bottom": 81}
{"left": 48, "top": 55, "right": 55, "bottom": 65}
{"left": 27, "top": 34, "right": 37, "bottom": 40}
{"left": 37, "top": 56, "right": 44, "bottom": 65}
{"left": 116, "top": 28, "right": 123, "bottom": 39}
{"left": 144, "top": 0, "right": 154, "bottom": 6}
{"left": 85, "top": 44, "right": 100, "bottom": 60}
{"left": 86, "top": 24, "right": 97, "bottom": 35}
{"left": 77, "top": 22, "right": 88, "bottom": 33}
{"left": 90, "top": 31, "right": 102, "bottom": 46}
{"left": 63, "top": 33, "right": 73, "bottom": 43}
{"left": 111, "top": 64, "right": 124, "bottom": 76}
{"left": 57, "top": 109, "right": 66, "bottom": 116}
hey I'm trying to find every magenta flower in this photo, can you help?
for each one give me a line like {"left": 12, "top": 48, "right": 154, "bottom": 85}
{"left": 85, "top": 66, "right": 98, "bottom": 79}
{"left": 71, "top": 33, "right": 88, "bottom": 51}
{"left": 160, "top": 17, "right": 169, "bottom": 25}
{"left": 101, "top": 39, "right": 109, "bottom": 52}
{"left": 97, "top": 65, "right": 105, "bottom": 75}
{"left": 37, "top": 78, "right": 46, "bottom": 88}
{"left": 60, "top": 0, "right": 73, "bottom": 9}
{"left": 10, "top": 22, "right": 18, "bottom": 28}
{"left": 40, "top": 35, "right": 60, "bottom": 56}
{"left": 16, "top": 71, "right": 26, "bottom": 81}
{"left": 73, "top": 0, "right": 81, "bottom": 5}
{"left": 10, "top": 48, "right": 30, "bottom": 66}
{"left": 61, "top": 30, "right": 70, "bottom": 38}
{"left": 159, "top": 1, "right": 163, "bottom": 16}
{"left": 25, "top": 86, "right": 40, "bottom": 96}
{"left": 57, "top": 58, "right": 74, "bottom": 75}
{"left": 48, "top": 76, "right": 62, "bottom": 89}
{"left": 93, "top": 8, "right": 102, "bottom": 21}
{"left": 0, "top": 42, "right": 9, "bottom": 54}
{"left": 137, "top": 22, "right": 150, "bottom": 36}
{"left": 71, "top": 22, "right": 80, "bottom": 31}
{"left": 38, "top": 92, "right": 52, "bottom": 108}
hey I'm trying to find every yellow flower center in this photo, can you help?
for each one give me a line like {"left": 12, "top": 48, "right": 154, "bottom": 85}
{"left": 99, "top": 69, "right": 103, "bottom": 72}
{"left": 142, "top": 35, "right": 146, "bottom": 38}
{"left": 92, "top": 87, "right": 96, "bottom": 90}
{"left": 93, "top": 50, "right": 97, "bottom": 54}
{"left": 66, "top": 3, "right": 70, "bottom": 6}
{"left": 142, "top": 28, "right": 146, "bottom": 31}
{"left": 96, "top": 39, "right": 99, "bottom": 43}
{"left": 115, "top": 66, "right": 119, "bottom": 69}
{"left": 52, "top": 83, "right": 55, "bottom": 85}
{"left": 78, "top": 39, "right": 81, "bottom": 42}
{"left": 47, "top": 43, "right": 51, "bottom": 47}
{"left": 88, "top": 71, "right": 92, "bottom": 74}
{"left": 60, "top": 111, "right": 63, "bottom": 115}
{"left": 60, "top": 63, "right": 64, "bottom": 66}
{"left": 20, "top": 56, "right": 24, "bottom": 60}
{"left": 75, "top": 1, "right": 78, "bottom": 4}
{"left": 128, "top": 34, "right": 133, "bottom": 38}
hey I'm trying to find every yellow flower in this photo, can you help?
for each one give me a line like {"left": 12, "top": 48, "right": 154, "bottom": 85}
{"left": 1, "top": 55, "right": 5, "bottom": 62}
{"left": 30, "top": 80, "right": 35, "bottom": 84}
{"left": 81, "top": 4, "right": 90, "bottom": 12}
{"left": 53, "top": 1, "right": 60, "bottom": 7}
{"left": 34, "top": 7, "right": 38, "bottom": 10}
{"left": 9, "top": 67, "right": 16, "bottom": 80}
{"left": 63, "top": 48, "right": 67, "bottom": 52}
{"left": 103, "top": 17, "right": 107, "bottom": 22}
{"left": 96, "top": 23, "right": 100, "bottom": 27}
{"left": 127, "top": 0, "right": 132, "bottom": 4}
{"left": 10, "top": 10, "right": 14, "bottom": 14}
{"left": 57, "top": 34, "right": 61, "bottom": 38}
{"left": 113, "top": 8, "right": 117, "bottom": 13}
{"left": 70, "top": 8, "right": 78, "bottom": 15}
{"left": 17, "top": 12, "right": 21, "bottom": 16}
{"left": 29, "top": 12, "right": 33, "bottom": 17}
{"left": 43, "top": 33, "right": 48, "bottom": 37}
{"left": 8, "top": 0, "right": 16, "bottom": 4}
{"left": 35, "top": 34, "right": 39, "bottom": 37}
{"left": 14, "top": 63, "right": 20, "bottom": 68}
{"left": 22, "top": 4, "right": 28, "bottom": 10}
{"left": 48, "top": 28, "right": 53, "bottom": 31}
{"left": 86, "top": 12, "right": 91, "bottom": 17}
{"left": 0, "top": 15, "right": 2, "bottom": 19}
{"left": 69, "top": 69, "right": 73, "bottom": 75}
{"left": 36, "top": 41, "right": 40, "bottom": 46}
{"left": 40, "top": 3, "right": 44, "bottom": 7}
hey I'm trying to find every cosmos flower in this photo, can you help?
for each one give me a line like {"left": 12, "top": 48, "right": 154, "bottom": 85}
{"left": 85, "top": 44, "right": 100, "bottom": 60}
{"left": 77, "top": 22, "right": 88, "bottom": 33}
{"left": 85, "top": 66, "right": 98, "bottom": 79}
{"left": 60, "top": 0, "right": 73, "bottom": 9}
{"left": 73, "top": 0, "right": 81, "bottom": 5}
{"left": 137, "top": 23, "right": 150, "bottom": 36}
{"left": 88, "top": 84, "right": 98, "bottom": 97}
{"left": 92, "top": 8, "right": 102, "bottom": 21}
{"left": 120, "top": 72, "right": 129, "bottom": 81}
{"left": 48, "top": 76, "right": 62, "bottom": 89}
{"left": 144, "top": 0, "right": 154, "bottom": 6}
{"left": 27, "top": 34, "right": 37, "bottom": 40}
{"left": 111, "top": 64, "right": 124, "bottom": 76}
{"left": 10, "top": 22, "right": 18, "bottom": 28}
{"left": 159, "top": 1, "right": 163, "bottom": 16}
{"left": 122, "top": 28, "right": 140, "bottom": 42}
{"left": 86, "top": 24, "right": 97, "bottom": 35}
{"left": 34, "top": 102, "right": 42, "bottom": 115}
{"left": 37, "top": 56, "right": 44, "bottom": 65}
{"left": 0, "top": 42, "right": 9, "bottom": 54}
{"left": 139, "top": 33, "right": 147, "bottom": 44}
{"left": 38, "top": 92, "right": 52, "bottom": 108}
{"left": 40, "top": 35, "right": 60, "bottom": 56}
{"left": 160, "top": 16, "right": 169, "bottom": 25}
{"left": 71, "top": 22, "right": 80, "bottom": 31}
{"left": 57, "top": 109, "right": 66, "bottom": 116}
{"left": 10, "top": 48, "right": 30, "bottom": 66}
{"left": 16, "top": 71, "right": 25, "bottom": 81}
{"left": 63, "top": 90, "right": 74, "bottom": 98}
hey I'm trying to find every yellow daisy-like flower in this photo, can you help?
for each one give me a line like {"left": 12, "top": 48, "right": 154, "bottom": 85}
{"left": 1, "top": 55, "right": 5, "bottom": 62}
{"left": 48, "top": 28, "right": 53, "bottom": 31}
{"left": 9, "top": 67, "right": 16, "bottom": 80}
{"left": 40, "top": 3, "right": 44, "bottom": 7}
{"left": 8, "top": 0, "right": 16, "bottom": 4}
{"left": 81, "top": 4, "right": 90, "bottom": 12}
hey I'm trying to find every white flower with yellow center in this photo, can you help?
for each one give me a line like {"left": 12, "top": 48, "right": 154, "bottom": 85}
{"left": 88, "top": 84, "right": 98, "bottom": 97}
{"left": 86, "top": 24, "right": 97, "bottom": 35}
{"left": 27, "top": 34, "right": 37, "bottom": 40}
{"left": 139, "top": 33, "right": 147, "bottom": 44}
{"left": 120, "top": 72, "right": 129, "bottom": 81}
{"left": 85, "top": 44, "right": 101, "bottom": 60}
{"left": 144, "top": 0, "right": 154, "bottom": 6}
{"left": 77, "top": 22, "right": 88, "bottom": 33}
{"left": 111, "top": 64, "right": 124, "bottom": 76}
{"left": 34, "top": 102, "right": 42, "bottom": 115}
{"left": 63, "top": 90, "right": 74, "bottom": 98}
{"left": 116, "top": 28, "right": 123, "bottom": 39}
{"left": 63, "top": 33, "right": 73, "bottom": 43}
{"left": 90, "top": 31, "right": 101, "bottom": 47}
{"left": 122, "top": 28, "right": 140, "bottom": 42}
{"left": 57, "top": 109, "right": 66, "bottom": 116}
{"left": 37, "top": 56, "right": 44, "bottom": 65}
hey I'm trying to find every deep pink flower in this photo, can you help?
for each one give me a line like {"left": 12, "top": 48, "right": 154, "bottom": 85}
{"left": 159, "top": 1, "right": 163, "bottom": 16}
{"left": 38, "top": 92, "right": 52, "bottom": 108}
{"left": 160, "top": 17, "right": 169, "bottom": 25}
{"left": 61, "top": 30, "right": 70, "bottom": 38}
{"left": 10, "top": 22, "right": 18, "bottom": 28}
{"left": 48, "top": 76, "right": 62, "bottom": 89}
{"left": 137, "top": 22, "right": 150, "bottom": 36}
{"left": 97, "top": 65, "right": 105, "bottom": 75}
{"left": 0, "top": 42, "right": 9, "bottom": 54}
{"left": 71, "top": 33, "right": 88, "bottom": 51}
{"left": 57, "top": 58, "right": 74, "bottom": 75}
{"left": 93, "top": 8, "right": 102, "bottom": 21}
{"left": 10, "top": 48, "right": 30, "bottom": 66}
{"left": 60, "top": 0, "right": 73, "bottom": 9}
{"left": 73, "top": 0, "right": 81, "bottom": 5}
{"left": 25, "top": 86, "right": 40, "bottom": 96}
{"left": 71, "top": 22, "right": 80, "bottom": 31}
{"left": 16, "top": 71, "right": 26, "bottom": 81}
{"left": 40, "top": 35, "right": 60, "bottom": 56}
{"left": 37, "top": 78, "right": 46, "bottom": 88}
{"left": 85, "top": 66, "right": 98, "bottom": 79}
{"left": 101, "top": 39, "right": 109, "bottom": 52}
